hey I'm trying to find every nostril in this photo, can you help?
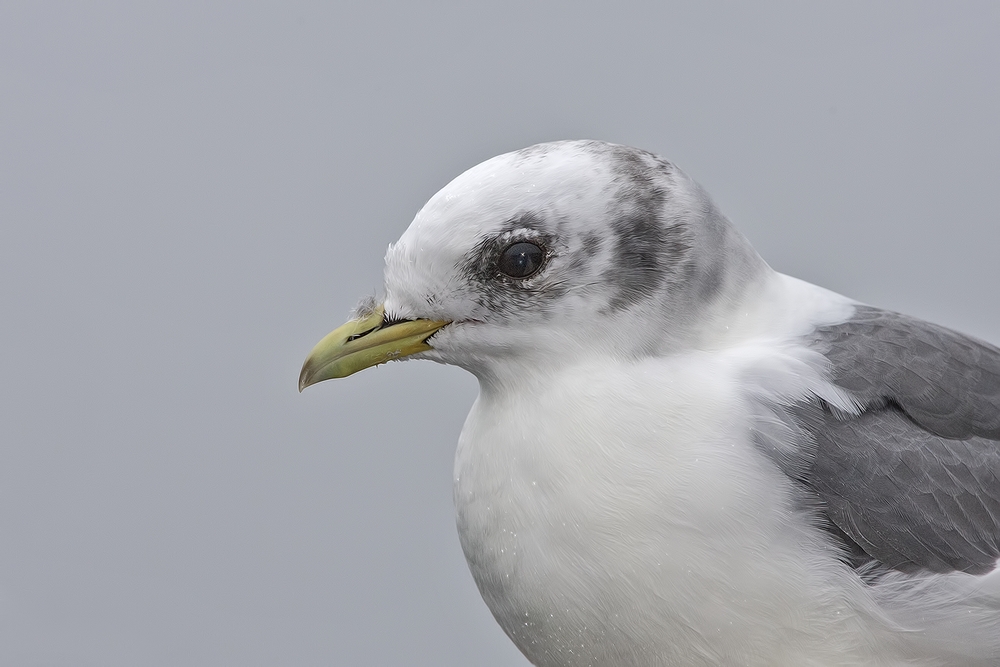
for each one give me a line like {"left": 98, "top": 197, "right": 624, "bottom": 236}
{"left": 347, "top": 325, "right": 380, "bottom": 342}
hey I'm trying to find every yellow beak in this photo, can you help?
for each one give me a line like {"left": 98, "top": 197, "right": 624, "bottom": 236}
{"left": 298, "top": 304, "right": 449, "bottom": 390}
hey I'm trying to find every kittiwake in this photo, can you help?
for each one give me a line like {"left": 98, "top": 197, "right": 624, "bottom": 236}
{"left": 299, "top": 140, "right": 1000, "bottom": 666}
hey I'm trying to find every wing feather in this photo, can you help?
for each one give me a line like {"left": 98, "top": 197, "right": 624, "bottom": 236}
{"left": 803, "top": 306, "right": 1000, "bottom": 574}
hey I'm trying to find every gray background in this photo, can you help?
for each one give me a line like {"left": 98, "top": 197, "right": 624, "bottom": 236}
{"left": 2, "top": 2, "right": 998, "bottom": 665}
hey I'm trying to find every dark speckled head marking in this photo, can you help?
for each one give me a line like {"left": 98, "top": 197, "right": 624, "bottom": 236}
{"left": 453, "top": 144, "right": 697, "bottom": 319}
{"left": 458, "top": 211, "right": 566, "bottom": 317}
{"left": 566, "top": 230, "right": 603, "bottom": 275}
{"left": 386, "top": 139, "right": 768, "bottom": 352}
{"left": 599, "top": 145, "right": 693, "bottom": 312}
{"left": 580, "top": 230, "right": 602, "bottom": 257}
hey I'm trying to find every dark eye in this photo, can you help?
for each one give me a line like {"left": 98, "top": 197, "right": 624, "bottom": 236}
{"left": 498, "top": 242, "right": 544, "bottom": 279}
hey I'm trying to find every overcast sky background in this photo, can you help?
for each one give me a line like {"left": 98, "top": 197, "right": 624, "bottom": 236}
{"left": 2, "top": 3, "right": 999, "bottom": 666}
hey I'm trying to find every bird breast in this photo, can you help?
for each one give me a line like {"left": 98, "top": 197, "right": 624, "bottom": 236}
{"left": 451, "top": 354, "right": 892, "bottom": 666}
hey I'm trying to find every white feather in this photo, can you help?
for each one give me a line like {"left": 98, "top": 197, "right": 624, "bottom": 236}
{"left": 368, "top": 141, "right": 1000, "bottom": 665}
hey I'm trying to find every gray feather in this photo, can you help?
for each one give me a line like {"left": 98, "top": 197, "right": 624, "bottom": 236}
{"left": 817, "top": 306, "right": 1000, "bottom": 439}
{"left": 803, "top": 306, "right": 1000, "bottom": 574}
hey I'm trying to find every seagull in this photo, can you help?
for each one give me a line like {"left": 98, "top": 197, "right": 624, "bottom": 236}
{"left": 299, "top": 141, "right": 1000, "bottom": 666}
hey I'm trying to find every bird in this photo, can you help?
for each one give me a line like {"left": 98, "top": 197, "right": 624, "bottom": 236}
{"left": 299, "top": 140, "right": 1000, "bottom": 666}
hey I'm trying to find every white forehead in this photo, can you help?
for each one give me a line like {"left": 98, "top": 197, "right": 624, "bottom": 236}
{"left": 398, "top": 142, "right": 616, "bottom": 252}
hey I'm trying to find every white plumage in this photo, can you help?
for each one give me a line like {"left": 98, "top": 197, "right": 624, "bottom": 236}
{"left": 302, "top": 140, "right": 1000, "bottom": 665}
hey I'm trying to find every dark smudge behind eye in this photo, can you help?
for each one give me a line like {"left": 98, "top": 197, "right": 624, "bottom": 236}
{"left": 456, "top": 143, "right": 694, "bottom": 319}
{"left": 458, "top": 213, "right": 567, "bottom": 317}
{"left": 600, "top": 145, "right": 692, "bottom": 312}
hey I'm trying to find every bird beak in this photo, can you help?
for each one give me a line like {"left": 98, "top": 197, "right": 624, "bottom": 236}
{"left": 298, "top": 304, "right": 450, "bottom": 390}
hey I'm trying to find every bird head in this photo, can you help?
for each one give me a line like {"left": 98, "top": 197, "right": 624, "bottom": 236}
{"left": 299, "top": 141, "right": 769, "bottom": 391}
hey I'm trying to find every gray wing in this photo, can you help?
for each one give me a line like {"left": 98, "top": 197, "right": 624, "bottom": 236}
{"left": 805, "top": 306, "right": 1000, "bottom": 574}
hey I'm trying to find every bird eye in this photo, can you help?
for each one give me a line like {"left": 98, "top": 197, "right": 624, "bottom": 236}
{"left": 497, "top": 242, "right": 544, "bottom": 279}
